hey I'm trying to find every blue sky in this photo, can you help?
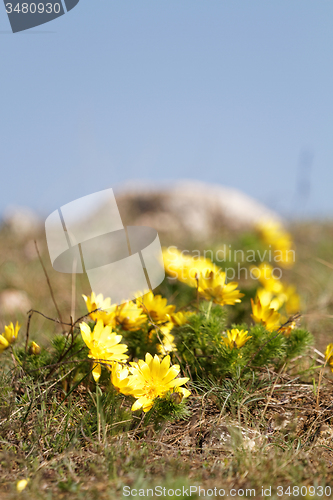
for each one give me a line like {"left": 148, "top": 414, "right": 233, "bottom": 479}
{"left": 0, "top": 1, "right": 332, "bottom": 219}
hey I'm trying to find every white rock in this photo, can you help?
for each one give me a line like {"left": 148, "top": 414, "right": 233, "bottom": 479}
{"left": 0, "top": 289, "right": 31, "bottom": 314}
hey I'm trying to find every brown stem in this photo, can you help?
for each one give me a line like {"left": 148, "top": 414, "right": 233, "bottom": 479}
{"left": 34, "top": 240, "right": 66, "bottom": 331}
{"left": 25, "top": 310, "right": 33, "bottom": 353}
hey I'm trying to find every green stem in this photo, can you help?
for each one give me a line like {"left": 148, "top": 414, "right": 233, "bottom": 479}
{"left": 10, "top": 346, "right": 23, "bottom": 367}
{"left": 96, "top": 382, "right": 101, "bottom": 443}
{"left": 206, "top": 300, "right": 213, "bottom": 319}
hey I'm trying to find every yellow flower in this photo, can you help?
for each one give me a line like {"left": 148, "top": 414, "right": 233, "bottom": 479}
{"left": 136, "top": 291, "right": 175, "bottom": 324}
{"left": 256, "top": 287, "right": 274, "bottom": 307}
{"left": 157, "top": 332, "right": 176, "bottom": 356}
{"left": 3, "top": 321, "right": 21, "bottom": 345}
{"left": 253, "top": 263, "right": 284, "bottom": 294}
{"left": 276, "top": 249, "right": 295, "bottom": 268}
{"left": 128, "top": 353, "right": 190, "bottom": 412}
{"left": 82, "top": 292, "right": 117, "bottom": 326}
{"left": 257, "top": 220, "right": 295, "bottom": 268}
{"left": 325, "top": 344, "right": 333, "bottom": 372}
{"left": 116, "top": 301, "right": 147, "bottom": 331}
{"left": 256, "top": 286, "right": 285, "bottom": 311}
{"left": 284, "top": 286, "right": 301, "bottom": 315}
{"left": 16, "top": 479, "right": 29, "bottom": 492}
{"left": 155, "top": 322, "right": 177, "bottom": 355}
{"left": 80, "top": 319, "right": 128, "bottom": 382}
{"left": 257, "top": 220, "right": 292, "bottom": 245}
{"left": 83, "top": 292, "right": 111, "bottom": 316}
{"left": 0, "top": 321, "right": 21, "bottom": 354}
{"left": 251, "top": 297, "right": 281, "bottom": 332}
{"left": 223, "top": 329, "right": 252, "bottom": 349}
{"left": 110, "top": 362, "right": 134, "bottom": 395}
{"left": 0, "top": 335, "right": 10, "bottom": 353}
{"left": 162, "top": 247, "right": 186, "bottom": 281}
{"left": 279, "top": 320, "right": 297, "bottom": 336}
{"left": 170, "top": 311, "right": 194, "bottom": 326}
{"left": 162, "top": 247, "right": 219, "bottom": 288}
{"left": 29, "top": 341, "right": 41, "bottom": 355}
{"left": 256, "top": 283, "right": 300, "bottom": 315}
{"left": 198, "top": 270, "right": 244, "bottom": 306}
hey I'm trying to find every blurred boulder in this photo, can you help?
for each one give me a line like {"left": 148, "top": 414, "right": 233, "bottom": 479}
{"left": 0, "top": 289, "right": 31, "bottom": 314}
{"left": 115, "top": 180, "right": 281, "bottom": 243}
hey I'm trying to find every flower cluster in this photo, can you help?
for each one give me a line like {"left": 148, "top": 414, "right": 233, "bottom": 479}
{"left": 83, "top": 291, "right": 187, "bottom": 331}
{"left": 3, "top": 222, "right": 320, "bottom": 422}
{"left": 251, "top": 224, "right": 300, "bottom": 333}
{"left": 162, "top": 247, "right": 220, "bottom": 287}
{"left": 82, "top": 290, "right": 191, "bottom": 358}
{"left": 79, "top": 317, "right": 191, "bottom": 412}
{"left": 80, "top": 294, "right": 191, "bottom": 412}
{"left": 162, "top": 247, "right": 244, "bottom": 306}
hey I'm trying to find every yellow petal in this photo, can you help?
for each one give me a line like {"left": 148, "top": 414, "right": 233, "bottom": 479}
{"left": 160, "top": 355, "right": 171, "bottom": 378}
{"left": 168, "top": 377, "right": 189, "bottom": 388}
{"left": 151, "top": 355, "right": 160, "bottom": 378}
{"left": 93, "top": 319, "right": 104, "bottom": 341}
{"left": 145, "top": 352, "right": 153, "bottom": 366}
{"left": 131, "top": 399, "right": 143, "bottom": 411}
{"left": 139, "top": 362, "right": 151, "bottom": 380}
{"left": 92, "top": 363, "right": 101, "bottom": 382}
{"left": 162, "top": 365, "right": 180, "bottom": 385}
{"left": 0, "top": 334, "right": 10, "bottom": 353}
{"left": 80, "top": 322, "right": 92, "bottom": 348}
{"left": 178, "top": 387, "right": 191, "bottom": 399}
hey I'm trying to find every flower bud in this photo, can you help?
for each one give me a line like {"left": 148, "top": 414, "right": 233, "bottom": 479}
{"left": 170, "top": 392, "right": 183, "bottom": 404}
{"left": 29, "top": 341, "right": 41, "bottom": 355}
{"left": 16, "top": 479, "right": 29, "bottom": 492}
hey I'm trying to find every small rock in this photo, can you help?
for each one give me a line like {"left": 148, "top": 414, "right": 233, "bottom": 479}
{"left": 0, "top": 289, "right": 31, "bottom": 314}
{"left": 203, "top": 421, "right": 262, "bottom": 451}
